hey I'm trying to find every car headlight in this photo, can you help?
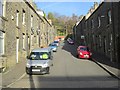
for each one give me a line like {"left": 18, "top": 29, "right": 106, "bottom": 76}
{"left": 90, "top": 53, "right": 92, "bottom": 56}
{"left": 80, "top": 52, "right": 83, "bottom": 55}
{"left": 26, "top": 63, "right": 30, "bottom": 68}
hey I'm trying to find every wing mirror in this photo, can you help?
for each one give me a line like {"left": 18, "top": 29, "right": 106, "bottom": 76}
{"left": 26, "top": 56, "right": 29, "bottom": 59}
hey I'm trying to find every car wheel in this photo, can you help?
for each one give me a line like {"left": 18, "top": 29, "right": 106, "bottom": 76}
{"left": 77, "top": 54, "right": 79, "bottom": 58}
{"left": 26, "top": 67, "right": 32, "bottom": 75}
{"left": 46, "top": 67, "right": 50, "bottom": 74}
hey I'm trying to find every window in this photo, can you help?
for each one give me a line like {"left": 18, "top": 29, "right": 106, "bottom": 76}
{"left": 98, "top": 16, "right": 101, "bottom": 27}
{"left": 0, "top": 31, "right": 4, "bottom": 55}
{"left": 22, "top": 10, "right": 25, "bottom": 25}
{"left": 29, "top": 52, "right": 50, "bottom": 60}
{"left": 0, "top": 0, "right": 2, "bottom": 16}
{"left": 91, "top": 19, "right": 94, "bottom": 29}
{"left": 85, "top": 21, "right": 87, "bottom": 29}
{"left": 107, "top": 10, "right": 112, "bottom": 24}
{"left": 31, "top": 15, "right": 33, "bottom": 28}
{"left": 23, "top": 34, "right": 25, "bottom": 50}
{"left": 99, "top": 35, "right": 102, "bottom": 47}
{"left": 16, "top": 10, "right": 19, "bottom": 26}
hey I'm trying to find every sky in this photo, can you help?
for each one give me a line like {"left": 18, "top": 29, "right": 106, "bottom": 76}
{"left": 35, "top": 1, "right": 100, "bottom": 17}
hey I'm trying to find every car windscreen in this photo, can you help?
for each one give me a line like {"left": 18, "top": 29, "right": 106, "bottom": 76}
{"left": 54, "top": 41, "right": 58, "bottom": 43}
{"left": 50, "top": 44, "right": 57, "bottom": 46}
{"left": 29, "top": 52, "right": 50, "bottom": 60}
{"left": 80, "top": 47, "right": 89, "bottom": 51}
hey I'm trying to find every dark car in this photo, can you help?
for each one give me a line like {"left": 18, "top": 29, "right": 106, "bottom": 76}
{"left": 67, "top": 38, "right": 74, "bottom": 45}
{"left": 77, "top": 46, "right": 92, "bottom": 59}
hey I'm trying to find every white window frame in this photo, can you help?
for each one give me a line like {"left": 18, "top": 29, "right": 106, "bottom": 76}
{"left": 37, "top": 35, "right": 39, "bottom": 45}
{"left": 91, "top": 19, "right": 94, "bottom": 29}
{"left": 23, "top": 35, "right": 25, "bottom": 50}
{"left": 98, "top": 16, "right": 101, "bottom": 28}
{"left": 31, "top": 34, "right": 33, "bottom": 46}
{"left": 99, "top": 35, "right": 102, "bottom": 47}
{"left": 22, "top": 10, "right": 25, "bottom": 25}
{"left": 0, "top": 31, "right": 5, "bottom": 55}
{"left": 16, "top": 10, "right": 19, "bottom": 27}
{"left": 0, "top": 0, "right": 3, "bottom": 16}
{"left": 16, "top": 38, "right": 19, "bottom": 63}
{"left": 31, "top": 15, "right": 33, "bottom": 28}
{"left": 2, "top": 0, "right": 6, "bottom": 17}
{"left": 108, "top": 10, "right": 112, "bottom": 24}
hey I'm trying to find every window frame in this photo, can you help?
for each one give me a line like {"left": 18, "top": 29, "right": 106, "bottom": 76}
{"left": 22, "top": 9, "right": 25, "bottom": 25}
{"left": 107, "top": 10, "right": 112, "bottom": 24}
{"left": 0, "top": 31, "right": 5, "bottom": 55}
{"left": 16, "top": 10, "right": 19, "bottom": 27}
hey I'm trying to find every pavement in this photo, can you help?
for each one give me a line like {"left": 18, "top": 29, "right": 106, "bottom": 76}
{"left": 2, "top": 58, "right": 26, "bottom": 88}
{"left": 92, "top": 51, "right": 120, "bottom": 80}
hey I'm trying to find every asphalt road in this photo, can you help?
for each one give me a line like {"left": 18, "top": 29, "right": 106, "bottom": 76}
{"left": 6, "top": 41, "right": 119, "bottom": 88}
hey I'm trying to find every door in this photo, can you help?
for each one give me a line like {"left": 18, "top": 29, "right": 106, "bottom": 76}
{"left": 16, "top": 38, "right": 19, "bottom": 63}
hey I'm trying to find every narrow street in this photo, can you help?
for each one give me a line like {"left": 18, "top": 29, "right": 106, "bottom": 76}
{"left": 4, "top": 41, "right": 119, "bottom": 88}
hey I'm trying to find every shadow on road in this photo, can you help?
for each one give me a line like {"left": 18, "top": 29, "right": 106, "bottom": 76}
{"left": 29, "top": 75, "right": 36, "bottom": 89}
{"left": 35, "top": 76, "right": 118, "bottom": 88}
{"left": 61, "top": 40, "right": 78, "bottom": 58}
{"left": 61, "top": 40, "right": 120, "bottom": 70}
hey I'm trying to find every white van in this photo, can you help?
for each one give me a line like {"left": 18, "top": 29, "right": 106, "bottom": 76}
{"left": 26, "top": 48, "right": 53, "bottom": 75}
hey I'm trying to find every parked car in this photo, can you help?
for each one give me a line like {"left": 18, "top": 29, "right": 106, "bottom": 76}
{"left": 77, "top": 46, "right": 92, "bottom": 59}
{"left": 26, "top": 48, "right": 53, "bottom": 75}
{"left": 53, "top": 40, "right": 59, "bottom": 46}
{"left": 49, "top": 43, "right": 57, "bottom": 52}
{"left": 67, "top": 38, "right": 74, "bottom": 45}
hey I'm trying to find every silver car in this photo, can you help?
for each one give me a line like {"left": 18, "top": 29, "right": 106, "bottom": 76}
{"left": 26, "top": 48, "right": 53, "bottom": 75}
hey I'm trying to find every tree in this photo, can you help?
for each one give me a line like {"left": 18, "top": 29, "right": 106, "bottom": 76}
{"left": 47, "top": 12, "right": 79, "bottom": 36}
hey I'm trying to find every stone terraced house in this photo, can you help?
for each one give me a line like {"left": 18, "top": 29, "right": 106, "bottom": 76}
{"left": 0, "top": 0, "right": 55, "bottom": 72}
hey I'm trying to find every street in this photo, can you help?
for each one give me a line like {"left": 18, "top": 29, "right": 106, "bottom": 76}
{"left": 3, "top": 41, "right": 119, "bottom": 88}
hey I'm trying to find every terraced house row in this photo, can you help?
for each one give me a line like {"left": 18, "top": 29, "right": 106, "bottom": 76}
{"left": 0, "top": 0, "right": 56, "bottom": 72}
{"left": 73, "top": 2, "right": 120, "bottom": 63}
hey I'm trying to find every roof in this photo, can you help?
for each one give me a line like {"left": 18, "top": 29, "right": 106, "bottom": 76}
{"left": 32, "top": 47, "right": 51, "bottom": 52}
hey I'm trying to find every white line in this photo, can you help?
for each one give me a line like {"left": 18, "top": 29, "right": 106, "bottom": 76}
{"left": 6, "top": 73, "right": 26, "bottom": 87}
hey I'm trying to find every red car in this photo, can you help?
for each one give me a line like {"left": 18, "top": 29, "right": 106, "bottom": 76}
{"left": 77, "top": 46, "right": 92, "bottom": 59}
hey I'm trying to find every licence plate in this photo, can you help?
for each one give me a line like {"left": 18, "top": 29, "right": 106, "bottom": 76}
{"left": 84, "top": 55, "right": 88, "bottom": 58}
{"left": 32, "top": 69, "right": 40, "bottom": 72}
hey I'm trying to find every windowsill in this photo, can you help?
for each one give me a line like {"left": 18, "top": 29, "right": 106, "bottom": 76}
{"left": 16, "top": 26, "right": 20, "bottom": 29}
{"left": 0, "top": 54, "right": 6, "bottom": 57}
{"left": 22, "top": 23, "right": 26, "bottom": 26}
{"left": 97, "top": 26, "right": 100, "bottom": 29}
{"left": 1, "top": 16, "right": 8, "bottom": 21}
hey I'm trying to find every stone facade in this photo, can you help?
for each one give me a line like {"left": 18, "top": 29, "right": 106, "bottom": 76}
{"left": 73, "top": 2, "right": 120, "bottom": 63}
{"left": 0, "top": 0, "right": 55, "bottom": 71}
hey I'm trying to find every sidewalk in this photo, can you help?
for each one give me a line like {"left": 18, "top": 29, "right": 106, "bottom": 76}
{"left": 2, "top": 58, "right": 26, "bottom": 88}
{"left": 92, "top": 51, "right": 120, "bottom": 80}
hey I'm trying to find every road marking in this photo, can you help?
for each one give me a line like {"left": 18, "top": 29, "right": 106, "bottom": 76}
{"left": 6, "top": 73, "right": 26, "bottom": 87}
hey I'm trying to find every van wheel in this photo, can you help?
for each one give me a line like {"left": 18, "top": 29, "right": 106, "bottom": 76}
{"left": 26, "top": 68, "right": 32, "bottom": 75}
{"left": 46, "top": 67, "right": 50, "bottom": 74}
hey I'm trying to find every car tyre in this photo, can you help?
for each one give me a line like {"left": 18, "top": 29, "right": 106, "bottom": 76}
{"left": 76, "top": 54, "right": 79, "bottom": 58}
{"left": 46, "top": 67, "right": 50, "bottom": 74}
{"left": 26, "top": 67, "right": 32, "bottom": 75}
